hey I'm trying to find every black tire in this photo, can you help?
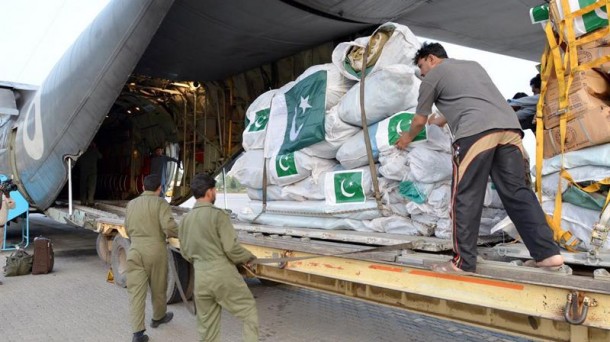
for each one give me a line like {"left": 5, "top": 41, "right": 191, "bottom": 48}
{"left": 110, "top": 235, "right": 131, "bottom": 288}
{"left": 166, "top": 249, "right": 194, "bottom": 304}
{"left": 96, "top": 233, "right": 112, "bottom": 265}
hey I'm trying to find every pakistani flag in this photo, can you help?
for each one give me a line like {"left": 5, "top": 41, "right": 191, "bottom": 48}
{"left": 281, "top": 70, "right": 327, "bottom": 154}
{"left": 327, "top": 170, "right": 366, "bottom": 204}
{"left": 275, "top": 152, "right": 298, "bottom": 178}
{"left": 246, "top": 108, "right": 270, "bottom": 132}
{"left": 376, "top": 112, "right": 427, "bottom": 152}
{"left": 530, "top": 4, "right": 549, "bottom": 24}
{"left": 556, "top": 0, "right": 608, "bottom": 37}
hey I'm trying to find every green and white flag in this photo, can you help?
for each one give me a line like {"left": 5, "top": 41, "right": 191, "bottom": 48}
{"left": 246, "top": 108, "right": 270, "bottom": 133}
{"left": 275, "top": 152, "right": 297, "bottom": 178}
{"left": 325, "top": 170, "right": 366, "bottom": 204}
{"left": 555, "top": 0, "right": 608, "bottom": 38}
{"left": 269, "top": 150, "right": 337, "bottom": 186}
{"left": 376, "top": 111, "right": 427, "bottom": 153}
{"left": 264, "top": 71, "right": 328, "bottom": 157}
{"left": 530, "top": 4, "right": 549, "bottom": 24}
{"left": 243, "top": 89, "right": 276, "bottom": 150}
{"left": 281, "top": 70, "right": 327, "bottom": 153}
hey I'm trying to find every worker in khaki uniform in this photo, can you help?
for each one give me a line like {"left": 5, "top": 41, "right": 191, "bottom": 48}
{"left": 179, "top": 173, "right": 258, "bottom": 342}
{"left": 125, "top": 174, "right": 178, "bottom": 342}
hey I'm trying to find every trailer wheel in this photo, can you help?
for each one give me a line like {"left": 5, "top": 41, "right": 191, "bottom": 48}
{"left": 111, "top": 235, "right": 131, "bottom": 288}
{"left": 166, "top": 249, "right": 194, "bottom": 304}
{"left": 96, "top": 233, "right": 112, "bottom": 265}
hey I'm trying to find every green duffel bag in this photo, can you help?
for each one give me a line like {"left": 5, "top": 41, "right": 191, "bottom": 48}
{"left": 4, "top": 249, "right": 33, "bottom": 276}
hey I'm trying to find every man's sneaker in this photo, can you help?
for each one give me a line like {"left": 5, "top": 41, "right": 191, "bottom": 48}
{"left": 151, "top": 311, "right": 173, "bottom": 328}
{"left": 132, "top": 332, "right": 149, "bottom": 342}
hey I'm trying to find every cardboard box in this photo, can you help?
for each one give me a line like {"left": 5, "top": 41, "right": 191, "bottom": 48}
{"left": 577, "top": 46, "right": 610, "bottom": 73}
{"left": 543, "top": 69, "right": 610, "bottom": 128}
{"left": 543, "top": 105, "right": 610, "bottom": 158}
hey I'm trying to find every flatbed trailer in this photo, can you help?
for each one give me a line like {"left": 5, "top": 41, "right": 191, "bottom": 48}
{"left": 46, "top": 201, "right": 610, "bottom": 342}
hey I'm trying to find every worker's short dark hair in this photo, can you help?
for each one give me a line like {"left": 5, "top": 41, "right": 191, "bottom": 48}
{"left": 413, "top": 42, "right": 448, "bottom": 64}
{"left": 530, "top": 74, "right": 541, "bottom": 89}
{"left": 191, "top": 173, "right": 216, "bottom": 199}
{"left": 143, "top": 174, "right": 161, "bottom": 191}
{"left": 512, "top": 92, "right": 528, "bottom": 99}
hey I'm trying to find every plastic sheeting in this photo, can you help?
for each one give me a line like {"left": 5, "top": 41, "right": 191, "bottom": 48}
{"left": 542, "top": 198, "right": 608, "bottom": 250}
{"left": 540, "top": 143, "right": 610, "bottom": 175}
{"left": 336, "top": 64, "right": 419, "bottom": 127}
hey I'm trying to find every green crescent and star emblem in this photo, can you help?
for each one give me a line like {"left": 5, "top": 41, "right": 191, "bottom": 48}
{"left": 279, "top": 70, "right": 327, "bottom": 154}
{"left": 275, "top": 152, "right": 298, "bottom": 178}
{"left": 333, "top": 171, "right": 365, "bottom": 203}
{"left": 580, "top": 0, "right": 607, "bottom": 33}
{"left": 387, "top": 112, "right": 427, "bottom": 145}
{"left": 247, "top": 108, "right": 270, "bottom": 132}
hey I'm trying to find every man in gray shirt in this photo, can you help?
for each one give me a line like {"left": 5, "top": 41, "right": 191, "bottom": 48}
{"left": 396, "top": 42, "right": 563, "bottom": 273}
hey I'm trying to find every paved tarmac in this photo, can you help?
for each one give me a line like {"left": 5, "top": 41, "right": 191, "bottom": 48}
{"left": 0, "top": 214, "right": 531, "bottom": 342}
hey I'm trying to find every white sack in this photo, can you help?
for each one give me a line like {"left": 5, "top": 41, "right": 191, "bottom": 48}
{"left": 227, "top": 150, "right": 265, "bottom": 189}
{"left": 264, "top": 64, "right": 353, "bottom": 158}
{"left": 242, "top": 89, "right": 276, "bottom": 150}
{"left": 243, "top": 199, "right": 382, "bottom": 221}
{"left": 363, "top": 216, "right": 431, "bottom": 236}
{"left": 237, "top": 209, "right": 374, "bottom": 231}
{"left": 268, "top": 151, "right": 337, "bottom": 186}
{"left": 542, "top": 198, "right": 607, "bottom": 250}
{"left": 484, "top": 181, "right": 504, "bottom": 209}
{"left": 541, "top": 165, "right": 610, "bottom": 197}
{"left": 337, "top": 64, "right": 420, "bottom": 127}
{"left": 332, "top": 22, "right": 421, "bottom": 81}
{"left": 336, "top": 112, "right": 427, "bottom": 170}
{"left": 378, "top": 149, "right": 409, "bottom": 181}
{"left": 375, "top": 111, "right": 427, "bottom": 153}
{"left": 405, "top": 145, "right": 452, "bottom": 184}
{"left": 336, "top": 125, "right": 379, "bottom": 169}
{"left": 324, "top": 166, "right": 380, "bottom": 205}
{"left": 247, "top": 186, "right": 305, "bottom": 201}
{"left": 300, "top": 105, "right": 360, "bottom": 159}
{"left": 435, "top": 218, "right": 452, "bottom": 239}
{"left": 540, "top": 143, "right": 610, "bottom": 175}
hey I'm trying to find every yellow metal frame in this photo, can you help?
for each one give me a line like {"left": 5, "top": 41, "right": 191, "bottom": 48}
{"left": 243, "top": 243, "right": 610, "bottom": 342}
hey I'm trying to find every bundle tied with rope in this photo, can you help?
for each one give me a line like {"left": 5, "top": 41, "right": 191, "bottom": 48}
{"left": 535, "top": 0, "right": 610, "bottom": 253}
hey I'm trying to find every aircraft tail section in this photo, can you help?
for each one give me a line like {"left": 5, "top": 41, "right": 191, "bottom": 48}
{"left": 0, "top": 0, "right": 174, "bottom": 210}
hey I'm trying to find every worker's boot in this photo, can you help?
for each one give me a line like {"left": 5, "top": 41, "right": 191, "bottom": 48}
{"left": 132, "top": 330, "right": 148, "bottom": 342}
{"left": 151, "top": 311, "right": 173, "bottom": 328}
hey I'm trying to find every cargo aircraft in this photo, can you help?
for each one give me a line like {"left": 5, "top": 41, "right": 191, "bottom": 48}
{"left": 0, "top": 0, "right": 546, "bottom": 210}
